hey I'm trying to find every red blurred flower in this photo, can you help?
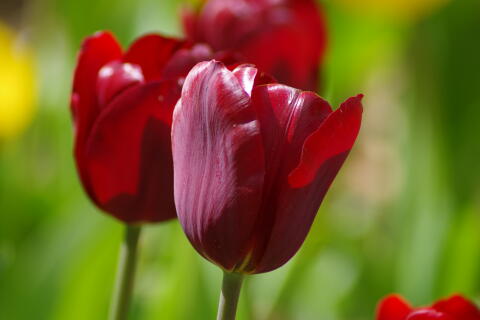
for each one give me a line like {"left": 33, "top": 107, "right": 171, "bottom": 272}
{"left": 172, "top": 60, "right": 362, "bottom": 273}
{"left": 71, "top": 31, "right": 228, "bottom": 223}
{"left": 183, "top": 0, "right": 327, "bottom": 91}
{"left": 377, "top": 294, "right": 480, "bottom": 320}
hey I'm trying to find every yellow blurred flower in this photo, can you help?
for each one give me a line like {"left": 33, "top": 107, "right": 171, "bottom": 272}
{"left": 336, "top": 0, "right": 451, "bottom": 21}
{"left": 0, "top": 22, "right": 37, "bottom": 141}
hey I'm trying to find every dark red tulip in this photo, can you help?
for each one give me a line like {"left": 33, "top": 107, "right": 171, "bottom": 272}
{"left": 71, "top": 31, "right": 228, "bottom": 223}
{"left": 377, "top": 294, "right": 480, "bottom": 320}
{"left": 182, "top": 0, "right": 327, "bottom": 91}
{"left": 172, "top": 60, "right": 362, "bottom": 273}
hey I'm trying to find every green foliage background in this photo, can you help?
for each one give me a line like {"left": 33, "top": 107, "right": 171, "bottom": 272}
{"left": 1, "top": 0, "right": 479, "bottom": 319}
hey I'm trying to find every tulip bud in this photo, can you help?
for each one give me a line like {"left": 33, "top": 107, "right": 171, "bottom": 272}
{"left": 172, "top": 60, "right": 362, "bottom": 273}
{"left": 182, "top": 0, "right": 327, "bottom": 91}
{"left": 71, "top": 31, "right": 230, "bottom": 223}
{"left": 377, "top": 294, "right": 480, "bottom": 320}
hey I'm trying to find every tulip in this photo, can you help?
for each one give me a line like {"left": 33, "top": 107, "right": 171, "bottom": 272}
{"left": 377, "top": 294, "right": 480, "bottom": 320}
{"left": 182, "top": 0, "right": 327, "bottom": 91}
{"left": 71, "top": 31, "right": 231, "bottom": 223}
{"left": 172, "top": 60, "right": 362, "bottom": 319}
{"left": 71, "top": 31, "right": 230, "bottom": 320}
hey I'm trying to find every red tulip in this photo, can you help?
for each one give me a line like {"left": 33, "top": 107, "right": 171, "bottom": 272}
{"left": 71, "top": 31, "right": 229, "bottom": 223}
{"left": 172, "top": 60, "right": 362, "bottom": 273}
{"left": 182, "top": 0, "right": 327, "bottom": 91}
{"left": 377, "top": 294, "right": 480, "bottom": 320}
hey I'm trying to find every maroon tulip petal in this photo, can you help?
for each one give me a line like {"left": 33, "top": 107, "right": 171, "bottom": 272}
{"left": 194, "top": 0, "right": 265, "bottom": 50}
{"left": 183, "top": 0, "right": 327, "bottom": 91}
{"left": 172, "top": 61, "right": 265, "bottom": 270}
{"left": 84, "top": 81, "right": 179, "bottom": 223}
{"left": 289, "top": 94, "right": 363, "bottom": 189}
{"left": 239, "top": 25, "right": 319, "bottom": 91}
{"left": 71, "top": 31, "right": 122, "bottom": 198}
{"left": 377, "top": 295, "right": 413, "bottom": 320}
{"left": 246, "top": 84, "right": 335, "bottom": 272}
{"left": 212, "top": 50, "right": 244, "bottom": 68}
{"left": 96, "top": 61, "right": 144, "bottom": 107}
{"left": 232, "top": 64, "right": 258, "bottom": 96}
{"left": 163, "top": 46, "right": 243, "bottom": 81}
{"left": 433, "top": 295, "right": 480, "bottom": 320}
{"left": 181, "top": 6, "right": 201, "bottom": 42}
{"left": 407, "top": 310, "right": 454, "bottom": 320}
{"left": 288, "top": 0, "right": 328, "bottom": 64}
{"left": 123, "top": 34, "right": 186, "bottom": 81}
{"left": 72, "top": 31, "right": 122, "bottom": 124}
{"left": 161, "top": 43, "right": 214, "bottom": 80}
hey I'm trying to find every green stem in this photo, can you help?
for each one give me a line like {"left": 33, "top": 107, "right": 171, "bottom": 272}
{"left": 109, "top": 224, "right": 142, "bottom": 320}
{"left": 216, "top": 271, "right": 245, "bottom": 320}
{"left": 241, "top": 278, "right": 255, "bottom": 319}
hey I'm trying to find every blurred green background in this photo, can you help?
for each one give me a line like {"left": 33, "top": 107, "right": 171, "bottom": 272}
{"left": 1, "top": 0, "right": 479, "bottom": 319}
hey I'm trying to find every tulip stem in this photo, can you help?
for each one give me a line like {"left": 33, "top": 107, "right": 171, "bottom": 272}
{"left": 217, "top": 271, "right": 245, "bottom": 320}
{"left": 109, "top": 224, "right": 142, "bottom": 320}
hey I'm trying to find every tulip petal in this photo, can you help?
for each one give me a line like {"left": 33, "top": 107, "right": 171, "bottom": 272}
{"left": 123, "top": 34, "right": 185, "bottom": 81}
{"left": 377, "top": 295, "right": 413, "bottom": 320}
{"left": 232, "top": 64, "right": 258, "bottom": 96}
{"left": 194, "top": 0, "right": 263, "bottom": 49}
{"left": 163, "top": 46, "right": 243, "bottom": 81}
{"left": 172, "top": 61, "right": 265, "bottom": 270}
{"left": 71, "top": 31, "right": 122, "bottom": 198}
{"left": 246, "top": 84, "right": 333, "bottom": 272}
{"left": 255, "top": 92, "right": 362, "bottom": 269}
{"left": 239, "top": 24, "right": 321, "bottom": 91}
{"left": 85, "top": 81, "right": 179, "bottom": 223}
{"left": 186, "top": 0, "right": 327, "bottom": 90}
{"left": 289, "top": 94, "right": 363, "bottom": 188}
{"left": 181, "top": 6, "right": 201, "bottom": 42}
{"left": 407, "top": 310, "right": 453, "bottom": 320}
{"left": 433, "top": 295, "right": 480, "bottom": 320}
{"left": 289, "top": 0, "right": 328, "bottom": 64}
{"left": 96, "top": 61, "right": 144, "bottom": 107}
{"left": 71, "top": 31, "right": 122, "bottom": 125}
{"left": 161, "top": 44, "right": 214, "bottom": 80}
{"left": 261, "top": 8, "right": 317, "bottom": 88}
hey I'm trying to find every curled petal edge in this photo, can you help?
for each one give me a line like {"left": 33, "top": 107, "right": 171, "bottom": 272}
{"left": 288, "top": 94, "right": 363, "bottom": 188}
